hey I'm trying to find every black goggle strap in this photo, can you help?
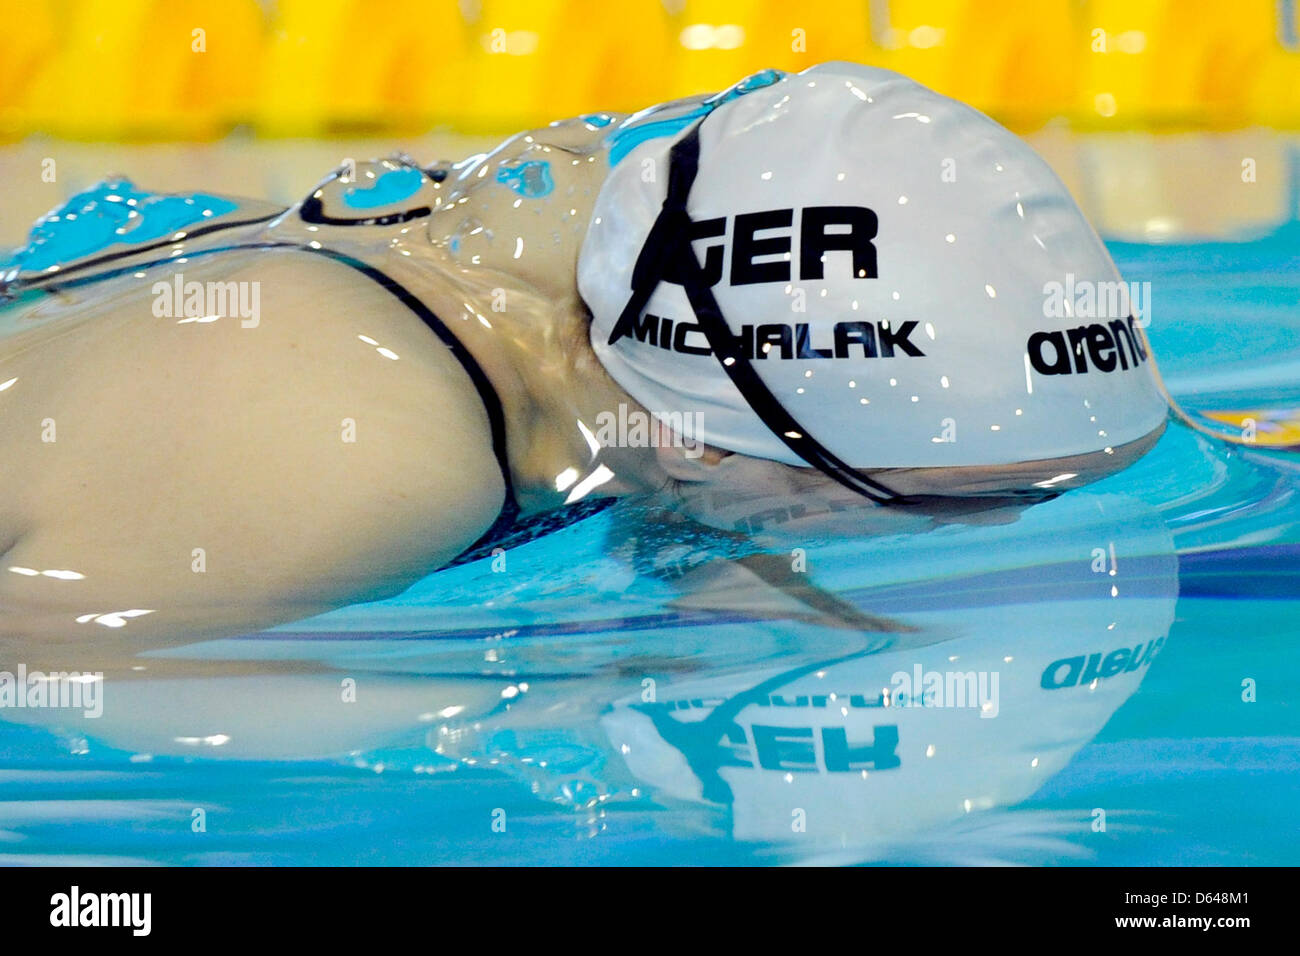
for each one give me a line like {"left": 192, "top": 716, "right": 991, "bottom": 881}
{"left": 612, "top": 122, "right": 902, "bottom": 505}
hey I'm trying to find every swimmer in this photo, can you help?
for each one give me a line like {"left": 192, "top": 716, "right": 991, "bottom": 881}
{"left": 0, "top": 63, "right": 1168, "bottom": 651}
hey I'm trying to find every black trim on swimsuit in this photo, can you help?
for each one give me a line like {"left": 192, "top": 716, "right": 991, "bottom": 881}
{"left": 294, "top": 245, "right": 527, "bottom": 558}
{"left": 6, "top": 162, "right": 448, "bottom": 295}
{"left": 298, "top": 197, "right": 432, "bottom": 228}
{"left": 3, "top": 211, "right": 285, "bottom": 294}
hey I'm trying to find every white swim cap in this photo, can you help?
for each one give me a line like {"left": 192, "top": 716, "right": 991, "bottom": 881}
{"left": 579, "top": 63, "right": 1168, "bottom": 495}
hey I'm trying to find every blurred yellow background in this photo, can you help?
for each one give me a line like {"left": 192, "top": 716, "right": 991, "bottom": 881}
{"left": 2, "top": 0, "right": 1298, "bottom": 250}
{"left": 2, "top": 0, "right": 1300, "bottom": 140}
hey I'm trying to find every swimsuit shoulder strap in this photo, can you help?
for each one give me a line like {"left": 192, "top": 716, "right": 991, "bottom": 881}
{"left": 289, "top": 246, "right": 524, "bottom": 560}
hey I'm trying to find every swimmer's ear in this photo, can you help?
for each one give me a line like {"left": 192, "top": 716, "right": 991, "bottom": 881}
{"left": 652, "top": 421, "right": 732, "bottom": 482}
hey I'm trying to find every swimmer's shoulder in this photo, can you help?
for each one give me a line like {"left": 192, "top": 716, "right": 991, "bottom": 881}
{"left": 0, "top": 247, "right": 512, "bottom": 646}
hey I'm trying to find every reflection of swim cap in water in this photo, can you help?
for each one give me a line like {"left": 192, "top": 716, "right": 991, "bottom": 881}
{"left": 598, "top": 491, "right": 1178, "bottom": 856}
{"left": 580, "top": 63, "right": 1169, "bottom": 496}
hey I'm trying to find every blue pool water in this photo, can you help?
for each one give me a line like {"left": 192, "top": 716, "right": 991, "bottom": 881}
{"left": 0, "top": 225, "right": 1297, "bottom": 866}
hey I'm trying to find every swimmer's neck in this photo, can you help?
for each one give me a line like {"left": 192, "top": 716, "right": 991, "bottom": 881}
{"left": 415, "top": 259, "right": 671, "bottom": 514}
